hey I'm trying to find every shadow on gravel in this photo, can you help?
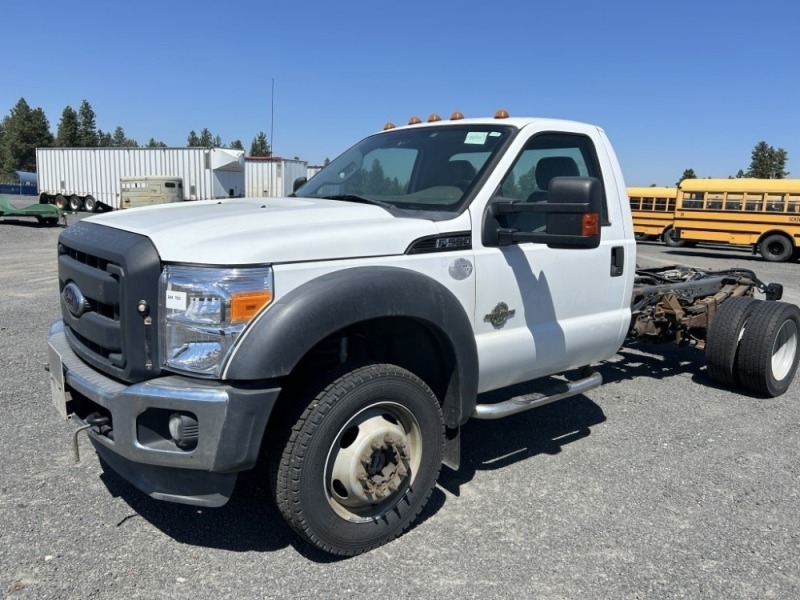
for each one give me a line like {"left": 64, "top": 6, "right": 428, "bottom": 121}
{"left": 94, "top": 341, "right": 751, "bottom": 558}
{"left": 663, "top": 248, "right": 762, "bottom": 263}
{"left": 0, "top": 217, "right": 63, "bottom": 228}
{"left": 439, "top": 384, "right": 607, "bottom": 497}
{"left": 98, "top": 453, "right": 449, "bottom": 561}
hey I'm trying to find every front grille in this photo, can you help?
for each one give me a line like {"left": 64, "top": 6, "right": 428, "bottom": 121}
{"left": 57, "top": 221, "right": 163, "bottom": 383}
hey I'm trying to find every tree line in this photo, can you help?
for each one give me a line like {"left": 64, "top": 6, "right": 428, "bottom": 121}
{"left": 0, "top": 97, "right": 272, "bottom": 180}
{"left": 676, "top": 142, "right": 789, "bottom": 187}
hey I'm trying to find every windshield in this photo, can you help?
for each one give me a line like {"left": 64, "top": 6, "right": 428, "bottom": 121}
{"left": 296, "top": 124, "right": 515, "bottom": 215}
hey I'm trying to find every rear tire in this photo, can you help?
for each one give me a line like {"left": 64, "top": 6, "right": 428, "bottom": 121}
{"left": 663, "top": 227, "right": 685, "bottom": 247}
{"left": 68, "top": 195, "right": 83, "bottom": 211}
{"left": 270, "top": 363, "right": 444, "bottom": 556}
{"left": 83, "top": 195, "right": 97, "bottom": 212}
{"left": 759, "top": 234, "right": 793, "bottom": 263}
{"left": 54, "top": 194, "right": 67, "bottom": 210}
{"left": 736, "top": 301, "right": 800, "bottom": 397}
{"left": 706, "top": 297, "right": 758, "bottom": 387}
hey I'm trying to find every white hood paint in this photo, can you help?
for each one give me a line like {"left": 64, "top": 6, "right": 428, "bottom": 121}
{"left": 85, "top": 197, "right": 442, "bottom": 264}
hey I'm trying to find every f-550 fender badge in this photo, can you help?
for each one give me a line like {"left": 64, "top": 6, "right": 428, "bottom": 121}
{"left": 484, "top": 302, "right": 516, "bottom": 328}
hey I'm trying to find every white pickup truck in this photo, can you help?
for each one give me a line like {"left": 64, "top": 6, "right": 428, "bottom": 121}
{"left": 48, "top": 112, "right": 800, "bottom": 556}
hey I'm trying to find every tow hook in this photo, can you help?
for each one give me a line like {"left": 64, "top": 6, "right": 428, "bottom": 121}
{"left": 71, "top": 412, "right": 110, "bottom": 463}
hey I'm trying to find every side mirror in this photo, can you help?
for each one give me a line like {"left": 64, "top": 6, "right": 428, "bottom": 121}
{"left": 483, "top": 176, "right": 602, "bottom": 249}
{"left": 292, "top": 177, "right": 307, "bottom": 193}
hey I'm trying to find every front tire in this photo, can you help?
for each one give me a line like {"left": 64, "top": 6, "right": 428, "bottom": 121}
{"left": 663, "top": 227, "right": 685, "bottom": 247}
{"left": 271, "top": 363, "right": 444, "bottom": 556}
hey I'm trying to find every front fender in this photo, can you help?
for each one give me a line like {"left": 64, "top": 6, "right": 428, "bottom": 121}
{"left": 223, "top": 266, "right": 478, "bottom": 426}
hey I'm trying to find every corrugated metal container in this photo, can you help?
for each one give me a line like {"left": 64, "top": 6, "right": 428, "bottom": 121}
{"left": 36, "top": 147, "right": 245, "bottom": 209}
{"left": 307, "top": 165, "right": 324, "bottom": 180}
{"left": 245, "top": 157, "right": 308, "bottom": 198}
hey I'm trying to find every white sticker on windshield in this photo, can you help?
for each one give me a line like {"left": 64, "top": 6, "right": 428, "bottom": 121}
{"left": 166, "top": 290, "right": 187, "bottom": 311}
{"left": 465, "top": 132, "right": 489, "bottom": 145}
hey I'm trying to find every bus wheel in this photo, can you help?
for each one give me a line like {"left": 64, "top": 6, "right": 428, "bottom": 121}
{"left": 634, "top": 233, "right": 650, "bottom": 241}
{"left": 736, "top": 301, "right": 800, "bottom": 397}
{"left": 759, "top": 234, "right": 793, "bottom": 262}
{"left": 663, "top": 228, "right": 685, "bottom": 247}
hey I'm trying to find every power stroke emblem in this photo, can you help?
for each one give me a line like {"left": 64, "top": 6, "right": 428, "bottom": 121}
{"left": 63, "top": 282, "right": 89, "bottom": 317}
{"left": 484, "top": 302, "right": 516, "bottom": 329}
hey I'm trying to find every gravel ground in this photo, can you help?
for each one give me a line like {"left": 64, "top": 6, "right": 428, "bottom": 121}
{"left": 1, "top": 202, "right": 798, "bottom": 599}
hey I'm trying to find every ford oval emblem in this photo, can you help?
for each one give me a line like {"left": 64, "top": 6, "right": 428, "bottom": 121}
{"left": 63, "top": 282, "right": 89, "bottom": 317}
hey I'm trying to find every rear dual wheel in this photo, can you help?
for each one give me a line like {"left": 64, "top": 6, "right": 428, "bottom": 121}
{"left": 706, "top": 299, "right": 800, "bottom": 396}
{"left": 270, "top": 363, "right": 444, "bottom": 556}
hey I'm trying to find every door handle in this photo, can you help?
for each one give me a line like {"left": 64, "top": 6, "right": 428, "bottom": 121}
{"left": 610, "top": 246, "right": 624, "bottom": 277}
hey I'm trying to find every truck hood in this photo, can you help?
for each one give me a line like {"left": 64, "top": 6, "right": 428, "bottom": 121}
{"left": 85, "top": 197, "right": 442, "bottom": 264}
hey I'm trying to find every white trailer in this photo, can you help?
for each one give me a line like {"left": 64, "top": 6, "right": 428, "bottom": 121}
{"left": 36, "top": 147, "right": 246, "bottom": 211}
{"left": 244, "top": 157, "right": 309, "bottom": 198}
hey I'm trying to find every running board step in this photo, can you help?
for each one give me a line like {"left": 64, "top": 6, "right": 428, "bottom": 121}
{"left": 472, "top": 368, "right": 602, "bottom": 420}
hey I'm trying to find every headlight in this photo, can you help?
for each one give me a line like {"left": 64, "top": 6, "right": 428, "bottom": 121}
{"left": 159, "top": 265, "right": 273, "bottom": 377}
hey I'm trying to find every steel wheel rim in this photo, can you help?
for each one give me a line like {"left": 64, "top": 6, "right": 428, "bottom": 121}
{"left": 771, "top": 319, "right": 798, "bottom": 381}
{"left": 324, "top": 401, "right": 422, "bottom": 522}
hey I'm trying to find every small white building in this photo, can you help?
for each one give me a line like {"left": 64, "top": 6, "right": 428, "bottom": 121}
{"left": 245, "top": 157, "right": 309, "bottom": 198}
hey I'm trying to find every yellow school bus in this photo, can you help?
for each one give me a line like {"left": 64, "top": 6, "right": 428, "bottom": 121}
{"left": 628, "top": 187, "right": 680, "bottom": 243}
{"left": 673, "top": 178, "right": 800, "bottom": 262}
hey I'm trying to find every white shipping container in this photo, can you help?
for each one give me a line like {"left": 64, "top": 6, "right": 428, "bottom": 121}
{"left": 36, "top": 147, "right": 245, "bottom": 210}
{"left": 245, "top": 157, "right": 309, "bottom": 198}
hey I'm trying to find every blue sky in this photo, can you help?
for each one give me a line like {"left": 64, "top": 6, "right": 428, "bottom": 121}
{"left": 2, "top": 0, "right": 798, "bottom": 186}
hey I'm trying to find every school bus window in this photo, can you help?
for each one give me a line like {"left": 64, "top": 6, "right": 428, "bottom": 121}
{"left": 725, "top": 193, "right": 743, "bottom": 211}
{"left": 629, "top": 196, "right": 641, "bottom": 210}
{"left": 706, "top": 196, "right": 723, "bottom": 210}
{"left": 682, "top": 192, "right": 704, "bottom": 209}
{"left": 667, "top": 198, "right": 676, "bottom": 211}
{"left": 642, "top": 197, "right": 654, "bottom": 210}
{"left": 654, "top": 197, "right": 668, "bottom": 210}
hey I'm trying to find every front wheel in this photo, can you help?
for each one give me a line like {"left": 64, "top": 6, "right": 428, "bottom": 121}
{"left": 270, "top": 363, "right": 444, "bottom": 556}
{"left": 663, "top": 227, "right": 685, "bottom": 247}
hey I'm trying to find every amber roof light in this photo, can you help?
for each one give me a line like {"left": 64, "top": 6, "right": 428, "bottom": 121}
{"left": 494, "top": 109, "right": 510, "bottom": 119}
{"left": 450, "top": 111, "right": 465, "bottom": 120}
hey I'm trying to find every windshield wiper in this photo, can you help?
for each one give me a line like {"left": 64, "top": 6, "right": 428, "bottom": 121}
{"left": 323, "top": 194, "right": 394, "bottom": 211}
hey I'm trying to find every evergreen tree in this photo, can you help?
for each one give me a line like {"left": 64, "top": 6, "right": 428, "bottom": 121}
{"left": 212, "top": 134, "right": 222, "bottom": 147}
{"left": 746, "top": 141, "right": 788, "bottom": 178}
{"left": 229, "top": 139, "right": 243, "bottom": 150}
{"left": 146, "top": 138, "right": 167, "bottom": 148}
{"left": 77, "top": 99, "right": 98, "bottom": 146}
{"left": 0, "top": 98, "right": 54, "bottom": 178}
{"left": 249, "top": 131, "right": 271, "bottom": 157}
{"left": 187, "top": 130, "right": 200, "bottom": 146}
{"left": 96, "top": 129, "right": 114, "bottom": 147}
{"left": 677, "top": 168, "right": 697, "bottom": 186}
{"left": 110, "top": 126, "right": 137, "bottom": 147}
{"left": 198, "top": 128, "right": 213, "bottom": 147}
{"left": 56, "top": 106, "right": 80, "bottom": 147}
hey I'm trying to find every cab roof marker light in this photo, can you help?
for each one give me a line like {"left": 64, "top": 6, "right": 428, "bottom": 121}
{"left": 450, "top": 111, "right": 465, "bottom": 120}
{"left": 383, "top": 122, "right": 396, "bottom": 130}
{"left": 427, "top": 113, "right": 442, "bottom": 123}
{"left": 494, "top": 109, "right": 510, "bottom": 119}
{"left": 408, "top": 116, "right": 422, "bottom": 125}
